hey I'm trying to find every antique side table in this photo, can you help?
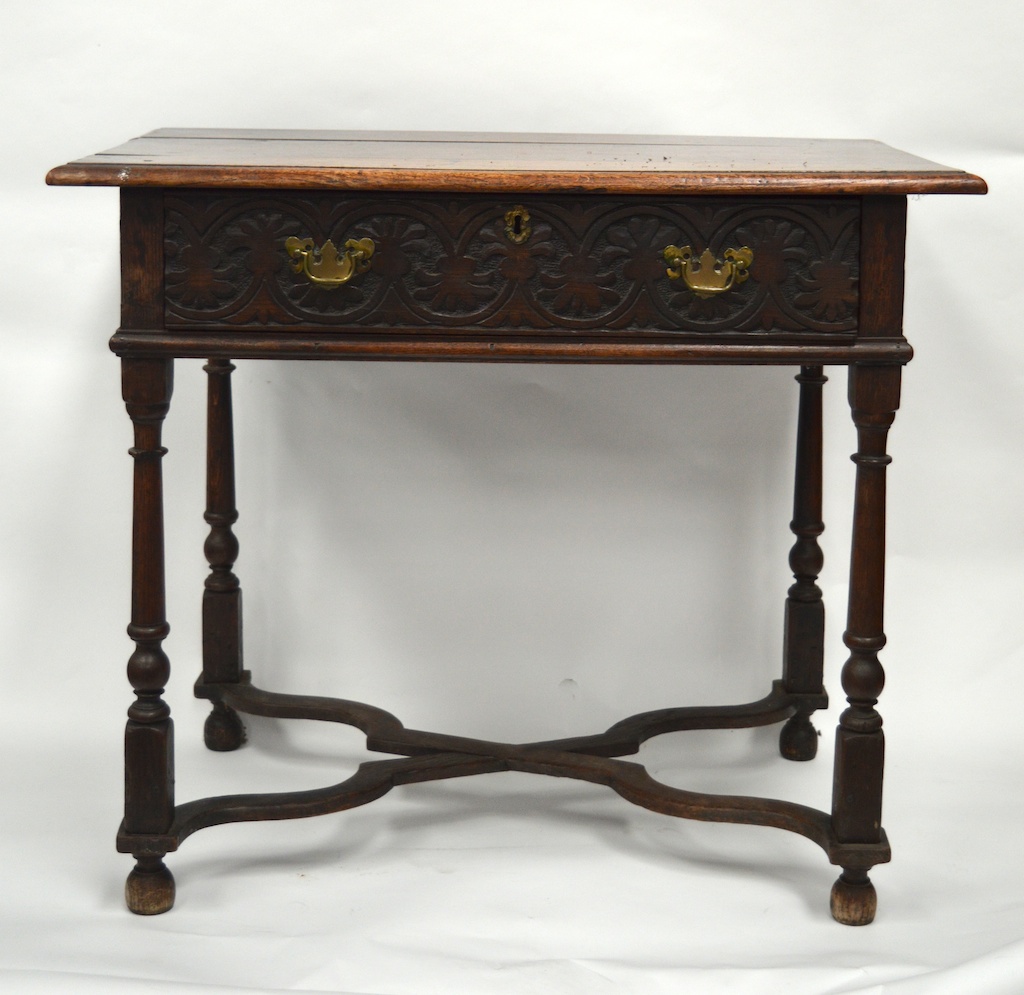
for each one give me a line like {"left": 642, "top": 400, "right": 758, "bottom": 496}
{"left": 48, "top": 131, "right": 985, "bottom": 924}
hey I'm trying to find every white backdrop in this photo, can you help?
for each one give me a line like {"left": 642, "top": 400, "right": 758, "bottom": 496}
{"left": 2, "top": 3, "right": 1023, "bottom": 993}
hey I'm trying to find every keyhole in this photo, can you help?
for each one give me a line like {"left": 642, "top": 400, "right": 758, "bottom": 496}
{"left": 505, "top": 206, "right": 531, "bottom": 244}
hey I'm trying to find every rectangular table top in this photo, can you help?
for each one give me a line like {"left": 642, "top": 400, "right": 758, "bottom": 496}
{"left": 47, "top": 129, "right": 986, "bottom": 196}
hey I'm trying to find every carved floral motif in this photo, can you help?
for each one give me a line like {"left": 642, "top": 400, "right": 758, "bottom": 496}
{"left": 165, "top": 194, "right": 860, "bottom": 334}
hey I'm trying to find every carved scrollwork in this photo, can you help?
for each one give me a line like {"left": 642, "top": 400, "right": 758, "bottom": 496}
{"left": 165, "top": 194, "right": 860, "bottom": 334}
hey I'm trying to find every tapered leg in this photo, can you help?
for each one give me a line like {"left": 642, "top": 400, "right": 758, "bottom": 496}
{"left": 780, "top": 366, "right": 827, "bottom": 761}
{"left": 830, "top": 364, "right": 901, "bottom": 925}
{"left": 201, "top": 359, "right": 246, "bottom": 751}
{"left": 122, "top": 357, "right": 176, "bottom": 915}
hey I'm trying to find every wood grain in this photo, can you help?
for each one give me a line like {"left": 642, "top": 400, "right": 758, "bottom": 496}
{"left": 48, "top": 130, "right": 987, "bottom": 195}
{"left": 108, "top": 329, "right": 914, "bottom": 364}
{"left": 163, "top": 192, "right": 862, "bottom": 335}
{"left": 65, "top": 128, "right": 984, "bottom": 922}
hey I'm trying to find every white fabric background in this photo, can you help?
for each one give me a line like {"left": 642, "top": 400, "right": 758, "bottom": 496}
{"left": 2, "top": 2, "right": 1022, "bottom": 992}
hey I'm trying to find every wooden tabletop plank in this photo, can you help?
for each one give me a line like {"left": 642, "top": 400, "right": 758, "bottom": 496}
{"left": 143, "top": 128, "right": 887, "bottom": 148}
{"left": 47, "top": 130, "right": 987, "bottom": 195}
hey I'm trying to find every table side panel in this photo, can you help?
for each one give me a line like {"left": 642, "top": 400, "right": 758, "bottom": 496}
{"left": 121, "top": 190, "right": 165, "bottom": 329}
{"left": 859, "top": 197, "right": 907, "bottom": 339}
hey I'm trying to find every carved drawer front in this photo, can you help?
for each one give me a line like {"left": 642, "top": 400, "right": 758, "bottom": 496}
{"left": 164, "top": 193, "right": 860, "bottom": 335}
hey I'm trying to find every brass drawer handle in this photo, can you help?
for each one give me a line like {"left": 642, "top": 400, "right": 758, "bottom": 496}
{"left": 663, "top": 244, "right": 753, "bottom": 298}
{"left": 285, "top": 235, "right": 375, "bottom": 288}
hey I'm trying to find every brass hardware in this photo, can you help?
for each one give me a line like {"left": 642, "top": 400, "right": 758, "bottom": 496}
{"left": 285, "top": 235, "right": 375, "bottom": 288}
{"left": 663, "top": 244, "right": 754, "bottom": 298}
{"left": 504, "top": 205, "right": 531, "bottom": 244}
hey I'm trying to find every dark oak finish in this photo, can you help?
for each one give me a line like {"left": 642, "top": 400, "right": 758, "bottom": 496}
{"left": 163, "top": 193, "right": 861, "bottom": 335}
{"left": 830, "top": 363, "right": 902, "bottom": 924}
{"left": 50, "top": 131, "right": 985, "bottom": 925}
{"left": 201, "top": 359, "right": 246, "bottom": 752}
{"left": 779, "top": 365, "right": 828, "bottom": 761}
{"left": 121, "top": 356, "right": 175, "bottom": 915}
{"left": 109, "top": 330, "right": 913, "bottom": 365}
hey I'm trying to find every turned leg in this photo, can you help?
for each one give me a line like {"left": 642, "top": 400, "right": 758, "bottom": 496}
{"left": 201, "top": 359, "right": 246, "bottom": 751}
{"left": 830, "top": 363, "right": 901, "bottom": 925}
{"left": 122, "top": 357, "right": 176, "bottom": 915}
{"left": 780, "top": 365, "right": 827, "bottom": 761}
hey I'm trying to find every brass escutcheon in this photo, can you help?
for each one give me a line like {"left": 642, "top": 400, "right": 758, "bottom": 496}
{"left": 663, "top": 244, "right": 754, "bottom": 298}
{"left": 285, "top": 235, "right": 375, "bottom": 288}
{"left": 504, "top": 205, "right": 531, "bottom": 244}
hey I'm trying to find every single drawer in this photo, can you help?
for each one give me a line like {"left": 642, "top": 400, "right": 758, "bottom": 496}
{"left": 164, "top": 193, "right": 860, "bottom": 336}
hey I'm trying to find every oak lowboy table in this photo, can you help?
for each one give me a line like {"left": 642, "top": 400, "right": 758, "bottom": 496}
{"left": 48, "top": 130, "right": 986, "bottom": 924}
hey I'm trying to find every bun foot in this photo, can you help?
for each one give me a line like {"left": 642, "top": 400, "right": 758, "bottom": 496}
{"left": 126, "top": 857, "right": 175, "bottom": 915}
{"left": 779, "top": 713, "right": 818, "bottom": 761}
{"left": 830, "top": 870, "right": 877, "bottom": 926}
{"left": 204, "top": 704, "right": 246, "bottom": 752}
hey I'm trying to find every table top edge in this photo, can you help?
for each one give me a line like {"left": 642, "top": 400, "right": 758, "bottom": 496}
{"left": 46, "top": 130, "right": 988, "bottom": 195}
{"left": 46, "top": 163, "right": 988, "bottom": 195}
